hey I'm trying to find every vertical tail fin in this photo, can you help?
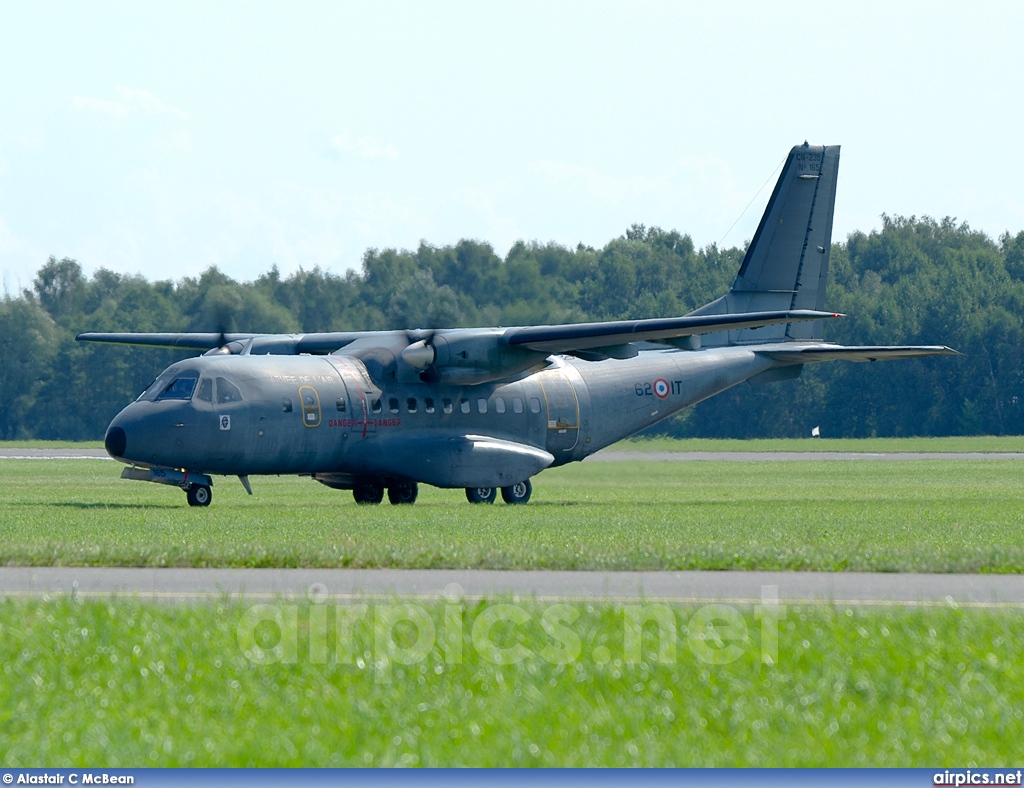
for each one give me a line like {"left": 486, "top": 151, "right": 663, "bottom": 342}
{"left": 689, "top": 143, "right": 841, "bottom": 345}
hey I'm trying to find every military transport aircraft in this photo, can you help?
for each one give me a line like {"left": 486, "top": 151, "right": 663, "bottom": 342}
{"left": 79, "top": 143, "right": 956, "bottom": 506}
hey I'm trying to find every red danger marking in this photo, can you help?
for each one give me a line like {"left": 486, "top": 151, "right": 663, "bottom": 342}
{"left": 328, "top": 418, "right": 401, "bottom": 429}
{"left": 653, "top": 378, "right": 670, "bottom": 399}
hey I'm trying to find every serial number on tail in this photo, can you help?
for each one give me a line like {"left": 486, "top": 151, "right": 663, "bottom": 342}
{"left": 635, "top": 378, "right": 681, "bottom": 399}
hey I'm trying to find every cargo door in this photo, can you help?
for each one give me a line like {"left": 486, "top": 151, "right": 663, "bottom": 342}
{"left": 325, "top": 356, "right": 378, "bottom": 440}
{"left": 539, "top": 372, "right": 579, "bottom": 454}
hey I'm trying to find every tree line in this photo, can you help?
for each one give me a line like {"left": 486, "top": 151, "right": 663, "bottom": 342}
{"left": 2, "top": 215, "right": 1023, "bottom": 441}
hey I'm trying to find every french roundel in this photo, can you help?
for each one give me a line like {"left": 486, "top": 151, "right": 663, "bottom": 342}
{"left": 653, "top": 378, "right": 670, "bottom": 399}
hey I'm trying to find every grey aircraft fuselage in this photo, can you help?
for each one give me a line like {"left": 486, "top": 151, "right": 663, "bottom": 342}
{"left": 110, "top": 343, "right": 775, "bottom": 489}
{"left": 86, "top": 143, "right": 957, "bottom": 506}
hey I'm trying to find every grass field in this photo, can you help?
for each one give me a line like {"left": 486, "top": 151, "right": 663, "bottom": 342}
{"left": 615, "top": 435, "right": 1024, "bottom": 453}
{"left": 1, "top": 596, "right": 1020, "bottom": 766}
{"left": 2, "top": 457, "right": 1024, "bottom": 572}
{"left": 0, "top": 440, "right": 104, "bottom": 449}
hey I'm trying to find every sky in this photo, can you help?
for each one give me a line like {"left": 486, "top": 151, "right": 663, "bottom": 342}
{"left": 1, "top": 1, "right": 1023, "bottom": 292}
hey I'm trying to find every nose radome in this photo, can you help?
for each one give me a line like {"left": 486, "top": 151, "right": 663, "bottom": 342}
{"left": 105, "top": 426, "right": 127, "bottom": 458}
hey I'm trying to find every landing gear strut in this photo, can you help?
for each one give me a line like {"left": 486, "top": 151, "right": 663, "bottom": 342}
{"left": 388, "top": 481, "right": 419, "bottom": 505}
{"left": 501, "top": 479, "right": 532, "bottom": 504}
{"left": 466, "top": 486, "right": 497, "bottom": 504}
{"left": 353, "top": 482, "right": 385, "bottom": 505}
{"left": 186, "top": 483, "right": 212, "bottom": 507}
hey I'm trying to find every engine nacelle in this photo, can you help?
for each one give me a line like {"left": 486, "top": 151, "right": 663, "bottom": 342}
{"left": 402, "top": 329, "right": 549, "bottom": 385}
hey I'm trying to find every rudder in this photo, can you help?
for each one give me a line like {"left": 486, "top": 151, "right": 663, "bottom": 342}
{"left": 689, "top": 143, "right": 840, "bottom": 345}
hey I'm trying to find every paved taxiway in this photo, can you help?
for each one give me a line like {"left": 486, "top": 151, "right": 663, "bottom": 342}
{"left": 1, "top": 567, "right": 1023, "bottom": 606}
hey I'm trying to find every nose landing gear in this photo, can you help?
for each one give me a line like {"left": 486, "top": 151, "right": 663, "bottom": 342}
{"left": 186, "top": 483, "right": 212, "bottom": 507}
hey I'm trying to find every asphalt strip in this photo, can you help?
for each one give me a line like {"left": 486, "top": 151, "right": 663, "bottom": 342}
{"left": 1, "top": 567, "right": 1023, "bottom": 606}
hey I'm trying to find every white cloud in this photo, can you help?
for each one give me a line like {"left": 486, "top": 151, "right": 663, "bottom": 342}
{"left": 71, "top": 86, "right": 188, "bottom": 121}
{"left": 330, "top": 134, "right": 399, "bottom": 161}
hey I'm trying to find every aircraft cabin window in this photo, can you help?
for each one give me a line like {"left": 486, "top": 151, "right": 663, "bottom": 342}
{"left": 424, "top": 398, "right": 436, "bottom": 414}
{"left": 442, "top": 398, "right": 453, "bottom": 414}
{"left": 460, "top": 398, "right": 471, "bottom": 414}
{"left": 216, "top": 378, "right": 243, "bottom": 404}
{"left": 156, "top": 377, "right": 198, "bottom": 401}
{"left": 495, "top": 397, "right": 506, "bottom": 414}
{"left": 336, "top": 398, "right": 346, "bottom": 413}
{"left": 389, "top": 397, "right": 400, "bottom": 414}
{"left": 282, "top": 398, "right": 293, "bottom": 413}
{"left": 371, "top": 399, "right": 382, "bottom": 414}
{"left": 477, "top": 398, "right": 488, "bottom": 414}
{"left": 195, "top": 378, "right": 213, "bottom": 403}
{"left": 529, "top": 397, "right": 541, "bottom": 414}
{"left": 407, "top": 398, "right": 417, "bottom": 413}
{"left": 512, "top": 397, "right": 524, "bottom": 414}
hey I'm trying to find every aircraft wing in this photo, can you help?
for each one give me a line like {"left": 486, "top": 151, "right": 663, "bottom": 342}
{"left": 76, "top": 332, "right": 364, "bottom": 354}
{"left": 761, "top": 345, "right": 960, "bottom": 363}
{"left": 77, "top": 332, "right": 256, "bottom": 349}
{"left": 78, "top": 312, "right": 837, "bottom": 356}
{"left": 501, "top": 310, "right": 841, "bottom": 353}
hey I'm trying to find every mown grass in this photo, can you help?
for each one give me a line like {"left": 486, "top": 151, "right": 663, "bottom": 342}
{"left": 0, "top": 440, "right": 104, "bottom": 449}
{"left": 0, "top": 597, "right": 1020, "bottom": 766}
{"left": 2, "top": 458, "right": 1024, "bottom": 571}
{"left": 617, "top": 435, "right": 1024, "bottom": 453}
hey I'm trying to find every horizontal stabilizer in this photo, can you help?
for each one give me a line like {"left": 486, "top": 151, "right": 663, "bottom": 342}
{"left": 762, "top": 345, "right": 960, "bottom": 363}
{"left": 503, "top": 310, "right": 841, "bottom": 354}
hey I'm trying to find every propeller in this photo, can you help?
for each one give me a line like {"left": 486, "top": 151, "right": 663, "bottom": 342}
{"left": 202, "top": 304, "right": 236, "bottom": 356}
{"left": 401, "top": 329, "right": 440, "bottom": 382}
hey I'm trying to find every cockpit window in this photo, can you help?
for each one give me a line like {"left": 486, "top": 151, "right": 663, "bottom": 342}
{"left": 216, "top": 377, "right": 243, "bottom": 404}
{"left": 156, "top": 377, "right": 198, "bottom": 401}
{"left": 195, "top": 378, "right": 213, "bottom": 403}
{"left": 137, "top": 379, "right": 156, "bottom": 401}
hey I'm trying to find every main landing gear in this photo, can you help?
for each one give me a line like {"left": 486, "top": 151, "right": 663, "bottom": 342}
{"left": 466, "top": 486, "right": 497, "bottom": 504}
{"left": 501, "top": 480, "right": 532, "bottom": 505}
{"left": 466, "top": 479, "right": 532, "bottom": 505}
{"left": 352, "top": 482, "right": 385, "bottom": 505}
{"left": 186, "top": 483, "right": 212, "bottom": 507}
{"left": 350, "top": 480, "right": 532, "bottom": 505}
{"left": 352, "top": 481, "right": 419, "bottom": 505}
{"left": 387, "top": 481, "right": 419, "bottom": 505}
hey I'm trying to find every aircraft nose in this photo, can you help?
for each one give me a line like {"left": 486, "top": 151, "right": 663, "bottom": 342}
{"left": 105, "top": 425, "right": 127, "bottom": 458}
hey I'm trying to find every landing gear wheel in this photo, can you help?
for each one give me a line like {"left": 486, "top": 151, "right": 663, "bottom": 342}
{"left": 466, "top": 486, "right": 496, "bottom": 504}
{"left": 501, "top": 479, "right": 532, "bottom": 505}
{"left": 387, "top": 482, "right": 419, "bottom": 505}
{"left": 186, "top": 484, "right": 212, "bottom": 507}
{"left": 353, "top": 483, "right": 385, "bottom": 505}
